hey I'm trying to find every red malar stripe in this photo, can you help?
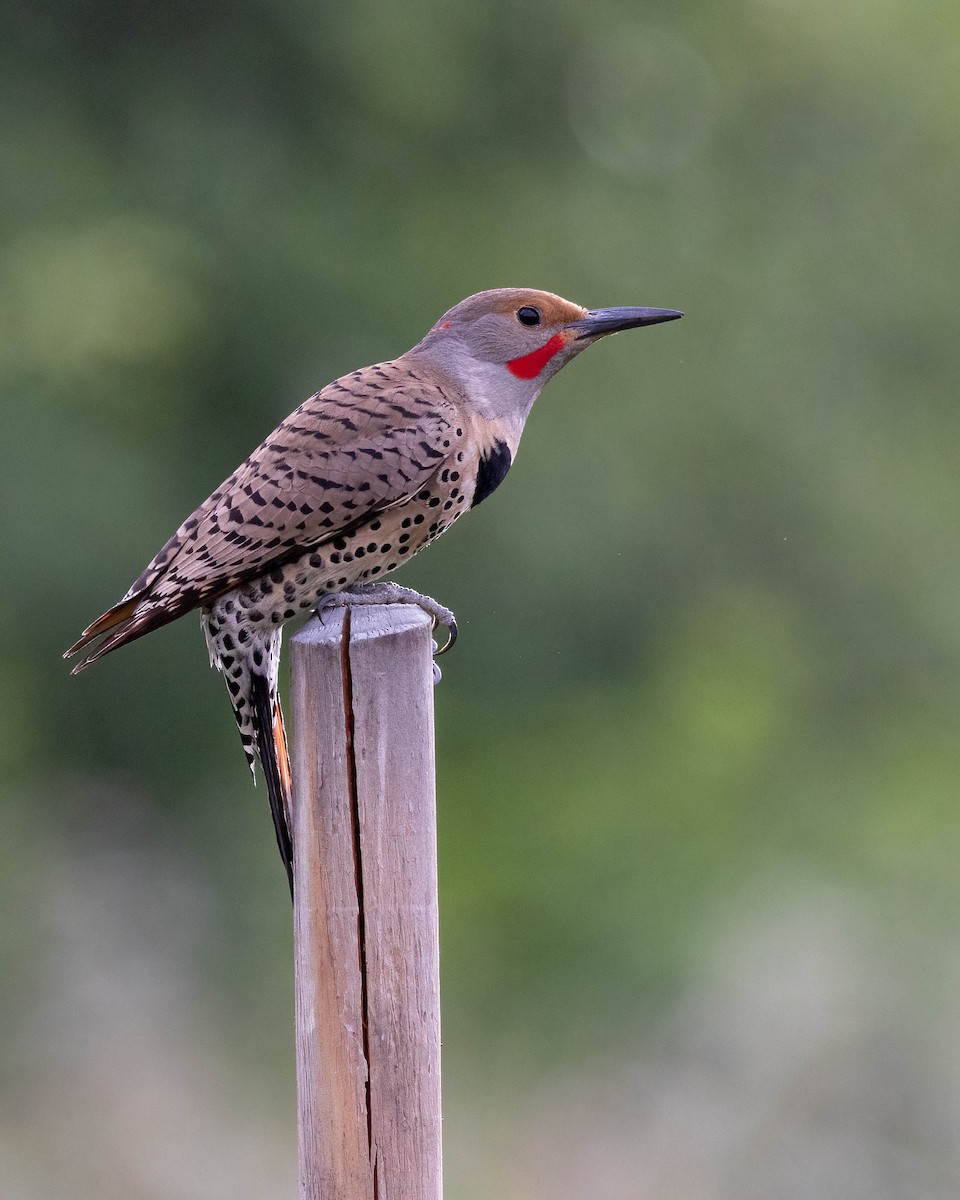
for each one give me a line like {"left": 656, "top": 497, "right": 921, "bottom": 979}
{"left": 506, "top": 334, "right": 566, "bottom": 379}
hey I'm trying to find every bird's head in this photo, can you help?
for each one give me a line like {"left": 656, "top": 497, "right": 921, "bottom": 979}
{"left": 408, "top": 288, "right": 682, "bottom": 424}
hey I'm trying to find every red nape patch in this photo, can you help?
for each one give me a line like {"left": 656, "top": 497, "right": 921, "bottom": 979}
{"left": 506, "top": 334, "right": 566, "bottom": 379}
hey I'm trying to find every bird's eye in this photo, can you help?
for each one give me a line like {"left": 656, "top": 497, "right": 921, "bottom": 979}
{"left": 516, "top": 306, "right": 542, "bottom": 327}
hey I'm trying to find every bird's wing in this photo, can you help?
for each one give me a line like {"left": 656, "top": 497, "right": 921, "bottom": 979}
{"left": 66, "top": 361, "right": 463, "bottom": 662}
{"left": 138, "top": 362, "right": 462, "bottom": 603}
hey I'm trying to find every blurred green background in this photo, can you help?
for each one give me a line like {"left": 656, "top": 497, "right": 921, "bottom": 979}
{"left": 3, "top": 1, "right": 960, "bottom": 1196}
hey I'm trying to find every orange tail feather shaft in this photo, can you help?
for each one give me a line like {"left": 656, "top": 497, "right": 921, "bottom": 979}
{"left": 273, "top": 700, "right": 293, "bottom": 812}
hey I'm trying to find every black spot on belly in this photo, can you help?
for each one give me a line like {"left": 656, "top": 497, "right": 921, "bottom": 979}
{"left": 472, "top": 439, "right": 512, "bottom": 507}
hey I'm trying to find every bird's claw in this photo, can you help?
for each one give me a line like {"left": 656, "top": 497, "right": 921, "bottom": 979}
{"left": 314, "top": 592, "right": 340, "bottom": 626}
{"left": 314, "top": 583, "right": 457, "bottom": 670}
{"left": 432, "top": 614, "right": 457, "bottom": 656}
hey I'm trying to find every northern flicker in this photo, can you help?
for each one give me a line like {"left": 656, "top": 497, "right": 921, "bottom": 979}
{"left": 66, "top": 288, "right": 682, "bottom": 893}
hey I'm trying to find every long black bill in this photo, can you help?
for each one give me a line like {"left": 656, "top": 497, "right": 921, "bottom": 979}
{"left": 569, "top": 306, "right": 684, "bottom": 340}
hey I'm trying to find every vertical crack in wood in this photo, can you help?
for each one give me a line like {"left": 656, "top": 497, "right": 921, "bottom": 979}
{"left": 340, "top": 607, "right": 376, "bottom": 1191}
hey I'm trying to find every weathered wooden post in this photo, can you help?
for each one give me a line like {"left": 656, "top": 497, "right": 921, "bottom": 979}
{"left": 290, "top": 603, "right": 442, "bottom": 1200}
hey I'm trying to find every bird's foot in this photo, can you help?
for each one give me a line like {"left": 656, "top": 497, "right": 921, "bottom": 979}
{"left": 315, "top": 583, "right": 458, "bottom": 674}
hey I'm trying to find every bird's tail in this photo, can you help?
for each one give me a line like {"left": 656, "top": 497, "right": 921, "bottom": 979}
{"left": 202, "top": 614, "right": 293, "bottom": 895}
{"left": 250, "top": 673, "right": 294, "bottom": 899}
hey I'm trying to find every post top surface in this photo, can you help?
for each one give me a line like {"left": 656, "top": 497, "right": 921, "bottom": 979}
{"left": 292, "top": 602, "right": 434, "bottom": 647}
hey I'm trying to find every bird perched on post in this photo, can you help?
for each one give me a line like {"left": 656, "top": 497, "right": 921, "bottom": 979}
{"left": 66, "top": 288, "right": 682, "bottom": 893}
